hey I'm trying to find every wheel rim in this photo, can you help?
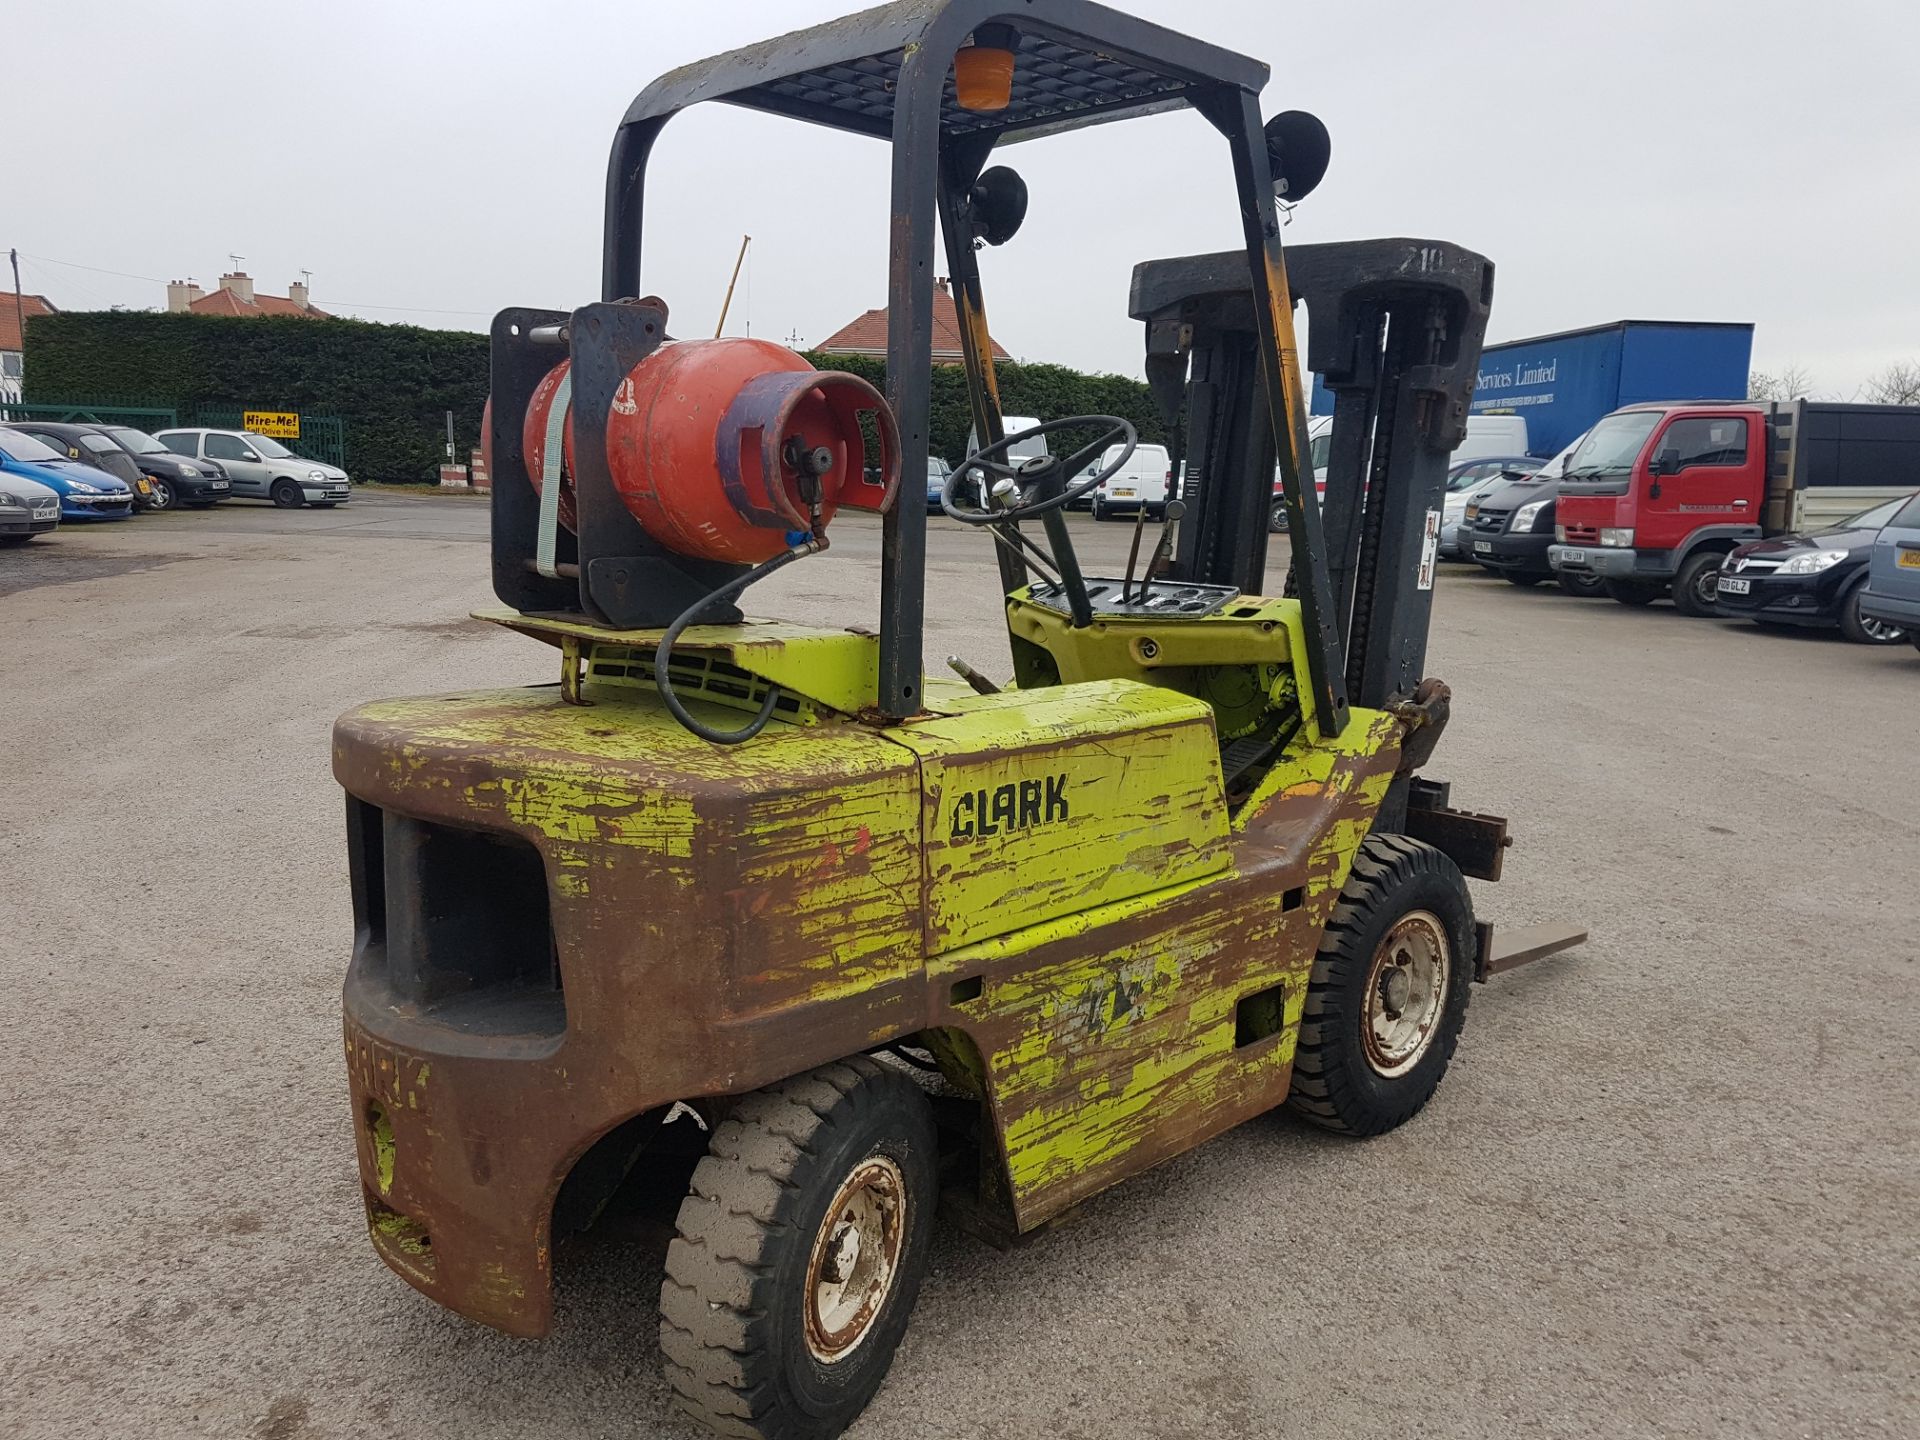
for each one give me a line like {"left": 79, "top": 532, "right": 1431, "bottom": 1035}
{"left": 1860, "top": 613, "right": 1905, "bottom": 643}
{"left": 150, "top": 480, "right": 173, "bottom": 510}
{"left": 1693, "top": 566, "right": 1721, "bottom": 608}
{"left": 1271, "top": 501, "right": 1288, "bottom": 531}
{"left": 803, "top": 1155, "right": 907, "bottom": 1364}
{"left": 1362, "top": 911, "right": 1451, "bottom": 1078}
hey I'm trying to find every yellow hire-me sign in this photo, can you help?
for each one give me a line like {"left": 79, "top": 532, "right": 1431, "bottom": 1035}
{"left": 243, "top": 411, "right": 301, "bottom": 439}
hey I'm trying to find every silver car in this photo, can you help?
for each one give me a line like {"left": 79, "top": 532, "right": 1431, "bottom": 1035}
{"left": 154, "top": 428, "right": 351, "bottom": 509}
{"left": 0, "top": 472, "right": 62, "bottom": 545}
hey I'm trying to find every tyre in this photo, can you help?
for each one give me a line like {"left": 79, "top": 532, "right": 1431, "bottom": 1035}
{"left": 661, "top": 1057, "right": 938, "bottom": 1440}
{"left": 1604, "top": 579, "right": 1663, "bottom": 607}
{"left": 1287, "top": 835, "right": 1474, "bottom": 1138}
{"left": 1503, "top": 573, "right": 1542, "bottom": 588}
{"left": 270, "top": 478, "right": 304, "bottom": 509}
{"left": 1840, "top": 583, "right": 1907, "bottom": 645}
{"left": 1670, "top": 551, "right": 1726, "bottom": 618}
{"left": 1556, "top": 569, "right": 1606, "bottom": 597}
{"left": 1269, "top": 497, "right": 1289, "bottom": 534}
{"left": 1091, "top": 501, "right": 1110, "bottom": 521}
{"left": 0, "top": 535, "right": 30, "bottom": 547}
{"left": 148, "top": 477, "right": 176, "bottom": 511}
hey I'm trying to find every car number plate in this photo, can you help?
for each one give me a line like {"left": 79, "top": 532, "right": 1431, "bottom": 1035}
{"left": 1718, "top": 576, "right": 1751, "bottom": 595}
{"left": 1899, "top": 550, "right": 1920, "bottom": 570}
{"left": 1114, "top": 488, "right": 1135, "bottom": 497}
{"left": 1561, "top": 548, "right": 1587, "bottom": 564}
{"left": 1473, "top": 541, "right": 1493, "bottom": 554}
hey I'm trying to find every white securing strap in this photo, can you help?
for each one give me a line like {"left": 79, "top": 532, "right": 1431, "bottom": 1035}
{"left": 535, "top": 368, "right": 571, "bottom": 579}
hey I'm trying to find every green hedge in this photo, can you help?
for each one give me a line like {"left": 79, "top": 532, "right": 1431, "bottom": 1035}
{"left": 25, "top": 311, "right": 488, "bottom": 484}
{"left": 25, "top": 310, "right": 1164, "bottom": 484}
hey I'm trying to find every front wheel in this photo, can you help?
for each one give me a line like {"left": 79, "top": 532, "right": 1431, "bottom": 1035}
{"left": 662, "top": 1057, "right": 938, "bottom": 1440}
{"left": 1840, "top": 584, "right": 1907, "bottom": 645}
{"left": 270, "top": 479, "right": 304, "bottom": 509}
{"left": 1269, "top": 498, "right": 1289, "bottom": 534}
{"left": 1557, "top": 569, "right": 1606, "bottom": 597}
{"left": 1503, "top": 573, "right": 1542, "bottom": 588}
{"left": 1605, "top": 578, "right": 1663, "bottom": 607}
{"left": 1671, "top": 551, "right": 1727, "bottom": 617}
{"left": 1287, "top": 835, "right": 1475, "bottom": 1137}
{"left": 0, "top": 535, "right": 30, "bottom": 547}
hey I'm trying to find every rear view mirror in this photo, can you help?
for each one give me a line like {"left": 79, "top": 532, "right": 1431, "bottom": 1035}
{"left": 241, "top": 451, "right": 260, "bottom": 462}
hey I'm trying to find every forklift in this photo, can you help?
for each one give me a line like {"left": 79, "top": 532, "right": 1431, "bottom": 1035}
{"left": 335, "top": 4, "right": 1581, "bottom": 1436}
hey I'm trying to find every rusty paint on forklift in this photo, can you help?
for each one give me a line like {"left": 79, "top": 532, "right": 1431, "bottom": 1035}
{"left": 334, "top": 604, "right": 1410, "bottom": 1332}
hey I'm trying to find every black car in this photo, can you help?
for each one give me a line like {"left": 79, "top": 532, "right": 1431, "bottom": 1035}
{"left": 1713, "top": 493, "right": 1916, "bottom": 644}
{"left": 92, "top": 425, "right": 230, "bottom": 510}
{"left": 1462, "top": 457, "right": 1604, "bottom": 595}
{"left": 4, "top": 421, "right": 156, "bottom": 509}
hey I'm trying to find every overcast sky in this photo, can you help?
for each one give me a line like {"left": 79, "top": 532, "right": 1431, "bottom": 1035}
{"left": 7, "top": 0, "right": 1914, "bottom": 395}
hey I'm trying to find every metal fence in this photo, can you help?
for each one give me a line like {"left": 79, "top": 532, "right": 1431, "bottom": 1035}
{"left": 0, "top": 398, "right": 348, "bottom": 470}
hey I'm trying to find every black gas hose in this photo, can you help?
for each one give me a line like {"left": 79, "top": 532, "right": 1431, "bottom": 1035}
{"left": 653, "top": 539, "right": 823, "bottom": 745}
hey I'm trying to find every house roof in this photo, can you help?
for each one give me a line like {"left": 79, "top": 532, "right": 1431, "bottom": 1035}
{"left": 0, "top": 292, "right": 58, "bottom": 353}
{"left": 187, "top": 288, "right": 332, "bottom": 319}
{"left": 815, "top": 284, "right": 1009, "bottom": 362}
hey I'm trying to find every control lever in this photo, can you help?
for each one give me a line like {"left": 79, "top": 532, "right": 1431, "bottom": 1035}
{"left": 946, "top": 656, "right": 1002, "bottom": 696}
{"left": 1137, "top": 499, "right": 1186, "bottom": 602}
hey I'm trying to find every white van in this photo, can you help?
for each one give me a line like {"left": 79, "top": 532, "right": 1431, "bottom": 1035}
{"left": 959, "top": 416, "right": 1047, "bottom": 508}
{"left": 1091, "top": 443, "right": 1172, "bottom": 519}
{"left": 1306, "top": 412, "right": 1530, "bottom": 483}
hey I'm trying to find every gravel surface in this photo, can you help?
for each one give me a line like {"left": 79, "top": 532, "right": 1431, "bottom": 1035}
{"left": 2, "top": 495, "right": 1914, "bottom": 1440}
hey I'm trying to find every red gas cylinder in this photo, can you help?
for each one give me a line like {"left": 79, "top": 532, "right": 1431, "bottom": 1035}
{"left": 607, "top": 338, "right": 898, "bottom": 564}
{"left": 520, "top": 360, "right": 579, "bottom": 533}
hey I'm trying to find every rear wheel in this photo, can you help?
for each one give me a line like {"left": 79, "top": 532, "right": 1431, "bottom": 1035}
{"left": 1605, "top": 578, "right": 1663, "bottom": 607}
{"left": 1091, "top": 501, "right": 1110, "bottom": 521}
{"left": 270, "top": 478, "right": 304, "bottom": 509}
{"left": 661, "top": 1057, "right": 937, "bottom": 1440}
{"left": 1840, "top": 583, "right": 1907, "bottom": 645}
{"left": 1269, "top": 498, "right": 1289, "bottom": 534}
{"left": 1288, "top": 835, "right": 1474, "bottom": 1137}
{"left": 1670, "top": 551, "right": 1726, "bottom": 617}
{"left": 1556, "top": 569, "right": 1606, "bottom": 597}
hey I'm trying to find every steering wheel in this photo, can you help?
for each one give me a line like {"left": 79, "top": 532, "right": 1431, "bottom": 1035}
{"left": 942, "top": 415, "right": 1137, "bottom": 524}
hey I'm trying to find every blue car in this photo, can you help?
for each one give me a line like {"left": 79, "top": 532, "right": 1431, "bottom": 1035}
{"left": 0, "top": 426, "right": 135, "bottom": 520}
{"left": 1860, "top": 489, "right": 1920, "bottom": 653}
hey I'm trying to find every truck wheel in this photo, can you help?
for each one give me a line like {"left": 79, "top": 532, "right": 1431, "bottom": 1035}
{"left": 1269, "top": 498, "right": 1289, "bottom": 534}
{"left": 1670, "top": 551, "right": 1726, "bottom": 617}
{"left": 1557, "top": 570, "right": 1606, "bottom": 597}
{"left": 1604, "top": 579, "right": 1663, "bottom": 607}
{"left": 1840, "top": 584, "right": 1906, "bottom": 645}
{"left": 271, "top": 478, "right": 305, "bottom": 509}
{"left": 661, "top": 1057, "right": 937, "bottom": 1440}
{"left": 1287, "top": 835, "right": 1474, "bottom": 1138}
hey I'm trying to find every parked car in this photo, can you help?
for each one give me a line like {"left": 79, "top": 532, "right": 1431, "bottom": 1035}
{"left": 924, "top": 455, "right": 956, "bottom": 511}
{"left": 1091, "top": 442, "right": 1172, "bottom": 519}
{"left": 1438, "top": 455, "right": 1542, "bottom": 560}
{"left": 155, "top": 428, "right": 351, "bottom": 508}
{"left": 0, "top": 427, "right": 135, "bottom": 520}
{"left": 5, "top": 421, "right": 156, "bottom": 509}
{"left": 1713, "top": 494, "right": 1917, "bottom": 644}
{"left": 1859, "top": 490, "right": 1920, "bottom": 652}
{"left": 95, "top": 426, "right": 230, "bottom": 509}
{"left": 0, "top": 471, "right": 62, "bottom": 545}
{"left": 1460, "top": 436, "right": 1602, "bottom": 593}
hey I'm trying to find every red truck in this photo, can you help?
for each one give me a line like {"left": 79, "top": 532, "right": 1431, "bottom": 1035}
{"left": 1549, "top": 400, "right": 1920, "bottom": 613}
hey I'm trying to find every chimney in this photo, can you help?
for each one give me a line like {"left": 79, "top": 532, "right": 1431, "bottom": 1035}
{"left": 219, "top": 271, "right": 255, "bottom": 304}
{"left": 935, "top": 276, "right": 951, "bottom": 295}
{"left": 288, "top": 280, "right": 309, "bottom": 311}
{"left": 166, "top": 280, "right": 205, "bottom": 313}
